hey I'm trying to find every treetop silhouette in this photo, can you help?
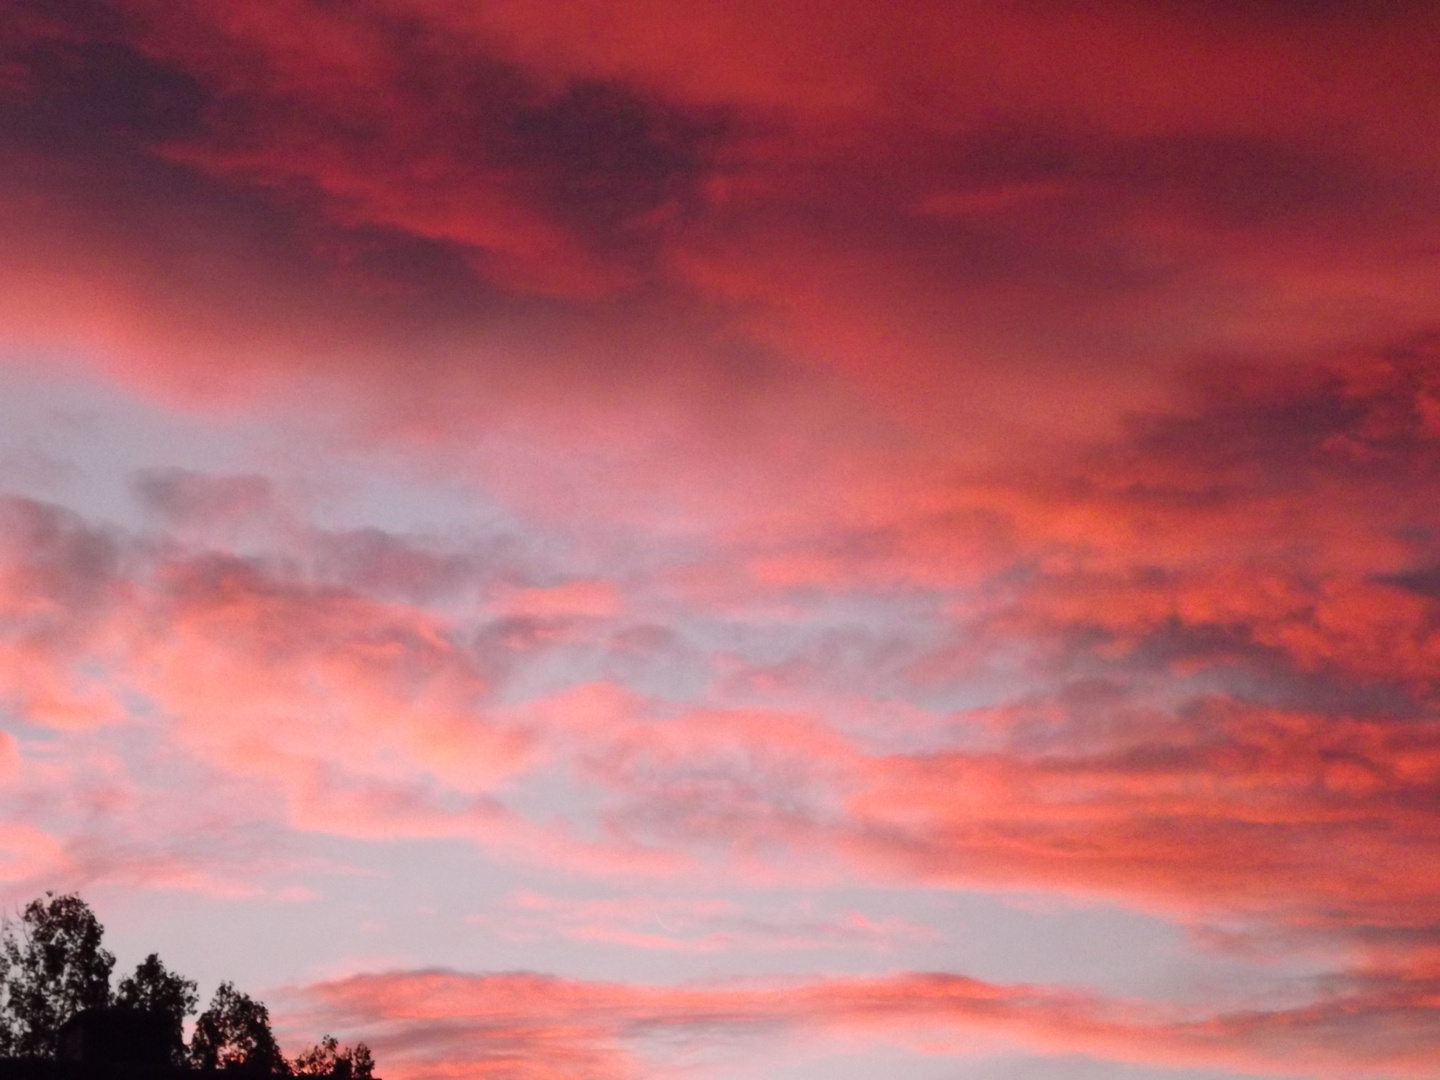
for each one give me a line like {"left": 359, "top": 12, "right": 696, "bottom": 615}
{"left": 114, "top": 955, "right": 199, "bottom": 1065}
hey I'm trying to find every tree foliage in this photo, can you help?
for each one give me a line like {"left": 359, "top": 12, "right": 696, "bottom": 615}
{"left": 190, "top": 982, "right": 290, "bottom": 1074}
{"left": 293, "top": 1035, "right": 375, "bottom": 1080}
{"left": 115, "top": 953, "right": 200, "bottom": 1064}
{"left": 0, "top": 893, "right": 377, "bottom": 1076}
{"left": 0, "top": 892, "right": 115, "bottom": 1057}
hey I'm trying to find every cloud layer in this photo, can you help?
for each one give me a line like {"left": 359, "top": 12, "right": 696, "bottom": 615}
{"left": 3, "top": 1, "right": 1440, "bottom": 1077}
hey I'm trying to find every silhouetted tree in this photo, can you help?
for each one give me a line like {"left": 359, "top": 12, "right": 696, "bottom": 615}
{"left": 190, "top": 982, "right": 290, "bottom": 1074}
{"left": 115, "top": 953, "right": 199, "bottom": 1064}
{"left": 0, "top": 892, "right": 115, "bottom": 1057}
{"left": 0, "top": 894, "right": 377, "bottom": 1077}
{"left": 292, "top": 1035, "right": 375, "bottom": 1080}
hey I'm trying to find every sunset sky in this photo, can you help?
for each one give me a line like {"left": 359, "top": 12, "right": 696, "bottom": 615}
{"left": 2, "top": 1, "right": 1440, "bottom": 1077}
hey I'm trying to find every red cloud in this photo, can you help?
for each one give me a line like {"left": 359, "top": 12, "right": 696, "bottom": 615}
{"left": 4, "top": 0, "right": 1440, "bottom": 457}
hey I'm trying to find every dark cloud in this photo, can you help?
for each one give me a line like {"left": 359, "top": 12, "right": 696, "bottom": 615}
{"left": 0, "top": 495, "right": 119, "bottom": 616}
{"left": 0, "top": 35, "right": 208, "bottom": 149}
{"left": 132, "top": 469, "right": 275, "bottom": 526}
{"left": 1381, "top": 565, "right": 1440, "bottom": 599}
{"left": 495, "top": 77, "right": 730, "bottom": 242}
{"left": 309, "top": 528, "right": 497, "bottom": 603}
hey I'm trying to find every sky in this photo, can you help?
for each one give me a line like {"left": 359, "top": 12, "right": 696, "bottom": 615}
{"left": 1, "top": 1, "right": 1440, "bottom": 1077}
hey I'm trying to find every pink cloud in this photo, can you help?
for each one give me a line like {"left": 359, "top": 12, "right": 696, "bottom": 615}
{"left": 0, "top": 822, "right": 69, "bottom": 888}
{"left": 468, "top": 890, "right": 937, "bottom": 953}
{"left": 3, "top": 7, "right": 1440, "bottom": 1073}
{"left": 281, "top": 965, "right": 1440, "bottom": 1080}
{"left": 487, "top": 580, "right": 623, "bottom": 621}
{"left": 840, "top": 700, "right": 1440, "bottom": 937}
